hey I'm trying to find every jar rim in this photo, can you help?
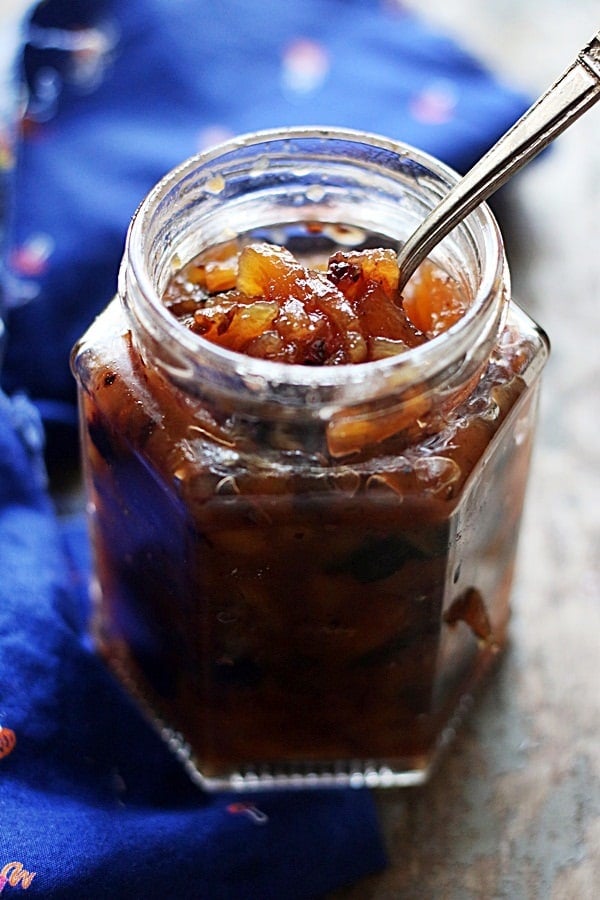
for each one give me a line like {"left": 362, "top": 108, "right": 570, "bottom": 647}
{"left": 123, "top": 126, "right": 507, "bottom": 403}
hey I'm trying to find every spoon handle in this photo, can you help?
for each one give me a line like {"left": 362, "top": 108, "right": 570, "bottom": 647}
{"left": 397, "top": 30, "right": 600, "bottom": 291}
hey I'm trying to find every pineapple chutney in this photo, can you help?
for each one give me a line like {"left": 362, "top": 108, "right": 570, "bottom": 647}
{"left": 72, "top": 129, "right": 549, "bottom": 790}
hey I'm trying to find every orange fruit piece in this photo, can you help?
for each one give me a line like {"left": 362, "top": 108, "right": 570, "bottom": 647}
{"left": 402, "top": 259, "right": 467, "bottom": 337}
{"left": 327, "top": 248, "right": 399, "bottom": 302}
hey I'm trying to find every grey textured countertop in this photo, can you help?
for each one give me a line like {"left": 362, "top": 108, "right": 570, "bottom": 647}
{"left": 331, "top": 2, "right": 600, "bottom": 898}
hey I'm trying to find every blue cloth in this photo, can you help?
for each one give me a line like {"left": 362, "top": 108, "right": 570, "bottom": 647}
{"left": 0, "top": 389, "right": 386, "bottom": 897}
{"left": 0, "top": 1, "right": 533, "bottom": 896}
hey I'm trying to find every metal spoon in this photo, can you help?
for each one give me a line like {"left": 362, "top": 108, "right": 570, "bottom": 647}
{"left": 397, "top": 29, "right": 600, "bottom": 292}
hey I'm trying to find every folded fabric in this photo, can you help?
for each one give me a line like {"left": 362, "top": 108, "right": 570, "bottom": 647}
{"left": 0, "top": 389, "right": 387, "bottom": 898}
{"left": 1, "top": 0, "right": 531, "bottom": 441}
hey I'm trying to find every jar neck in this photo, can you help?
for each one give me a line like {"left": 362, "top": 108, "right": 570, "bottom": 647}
{"left": 120, "top": 128, "right": 509, "bottom": 458}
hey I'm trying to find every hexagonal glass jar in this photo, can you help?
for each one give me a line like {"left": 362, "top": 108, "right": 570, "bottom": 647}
{"left": 71, "top": 128, "right": 548, "bottom": 790}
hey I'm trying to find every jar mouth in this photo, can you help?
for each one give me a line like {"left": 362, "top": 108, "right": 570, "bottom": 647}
{"left": 123, "top": 126, "right": 507, "bottom": 407}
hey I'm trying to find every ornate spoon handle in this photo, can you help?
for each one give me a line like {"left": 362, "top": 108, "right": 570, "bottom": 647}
{"left": 397, "top": 30, "right": 600, "bottom": 292}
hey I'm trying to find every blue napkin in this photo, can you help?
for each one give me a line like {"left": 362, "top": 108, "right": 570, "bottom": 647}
{"left": 0, "top": 1, "right": 533, "bottom": 896}
{"left": 0, "top": 389, "right": 387, "bottom": 898}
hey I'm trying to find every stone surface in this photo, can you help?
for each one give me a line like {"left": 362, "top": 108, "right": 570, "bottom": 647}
{"left": 330, "top": 2, "right": 600, "bottom": 898}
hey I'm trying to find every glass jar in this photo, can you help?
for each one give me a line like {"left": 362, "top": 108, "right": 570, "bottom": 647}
{"left": 72, "top": 128, "right": 548, "bottom": 791}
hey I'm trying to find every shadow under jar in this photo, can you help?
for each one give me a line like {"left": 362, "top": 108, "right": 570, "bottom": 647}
{"left": 71, "top": 128, "right": 549, "bottom": 791}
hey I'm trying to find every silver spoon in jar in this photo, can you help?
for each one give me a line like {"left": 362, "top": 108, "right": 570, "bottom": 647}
{"left": 397, "top": 29, "right": 600, "bottom": 292}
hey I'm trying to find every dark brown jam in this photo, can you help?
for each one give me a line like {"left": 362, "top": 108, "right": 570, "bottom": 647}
{"left": 76, "top": 227, "right": 544, "bottom": 786}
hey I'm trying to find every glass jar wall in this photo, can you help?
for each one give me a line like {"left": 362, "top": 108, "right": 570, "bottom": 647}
{"left": 72, "top": 128, "right": 548, "bottom": 790}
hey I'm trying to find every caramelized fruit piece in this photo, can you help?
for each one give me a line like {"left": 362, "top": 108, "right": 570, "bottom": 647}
{"left": 327, "top": 247, "right": 399, "bottom": 300}
{"left": 403, "top": 259, "right": 467, "bottom": 337}
{"left": 204, "top": 257, "right": 238, "bottom": 293}
{"left": 326, "top": 387, "right": 432, "bottom": 458}
{"left": 237, "top": 243, "right": 367, "bottom": 363}
{"left": 237, "top": 243, "right": 300, "bottom": 298}
{"left": 192, "top": 296, "right": 279, "bottom": 353}
{"left": 355, "top": 284, "right": 426, "bottom": 350}
{"left": 326, "top": 249, "right": 425, "bottom": 356}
